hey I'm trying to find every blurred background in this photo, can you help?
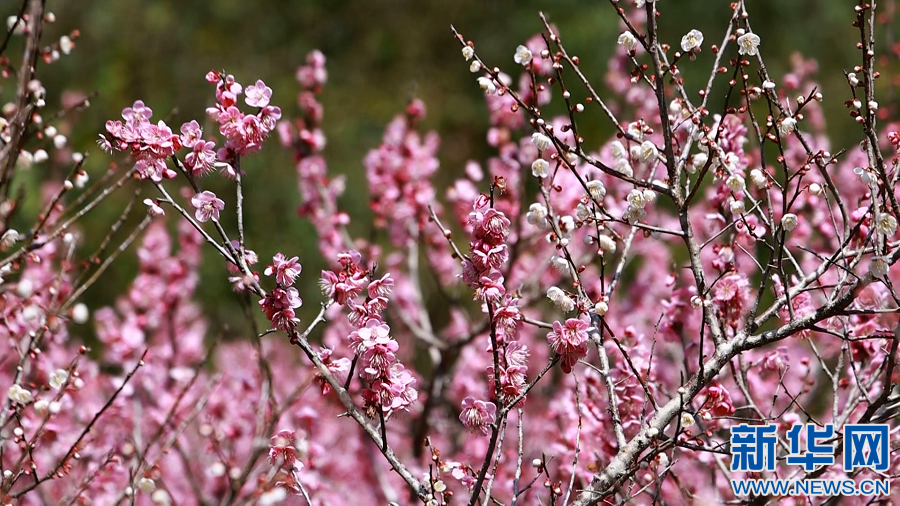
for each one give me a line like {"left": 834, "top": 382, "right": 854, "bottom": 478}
{"left": 3, "top": 0, "right": 883, "bottom": 339}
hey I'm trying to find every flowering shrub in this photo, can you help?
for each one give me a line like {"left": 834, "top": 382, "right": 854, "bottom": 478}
{"left": 1, "top": 0, "right": 900, "bottom": 504}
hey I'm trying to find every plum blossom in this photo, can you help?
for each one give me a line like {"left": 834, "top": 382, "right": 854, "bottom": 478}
{"left": 7, "top": 384, "right": 33, "bottom": 404}
{"left": 459, "top": 397, "right": 497, "bottom": 436}
{"left": 781, "top": 213, "right": 798, "bottom": 232}
{"left": 477, "top": 77, "right": 496, "bottom": 94}
{"left": 779, "top": 117, "right": 797, "bottom": 135}
{"left": 244, "top": 79, "right": 273, "bottom": 108}
{"left": 737, "top": 32, "right": 761, "bottom": 56}
{"left": 190, "top": 191, "right": 225, "bottom": 222}
{"left": 531, "top": 158, "right": 549, "bottom": 178}
{"left": 531, "top": 132, "right": 552, "bottom": 150}
{"left": 586, "top": 180, "right": 606, "bottom": 201}
{"left": 513, "top": 44, "right": 533, "bottom": 65}
{"left": 637, "top": 140, "right": 658, "bottom": 163}
{"left": 547, "top": 286, "right": 575, "bottom": 312}
{"left": 49, "top": 369, "right": 68, "bottom": 389}
{"left": 184, "top": 140, "right": 217, "bottom": 175}
{"left": 875, "top": 213, "right": 897, "bottom": 237}
{"left": 681, "top": 29, "right": 704, "bottom": 52}
{"left": 265, "top": 253, "right": 302, "bottom": 286}
{"left": 750, "top": 168, "right": 767, "bottom": 188}
{"left": 547, "top": 318, "right": 590, "bottom": 373}
{"left": 870, "top": 256, "right": 889, "bottom": 278}
{"left": 617, "top": 31, "right": 638, "bottom": 52}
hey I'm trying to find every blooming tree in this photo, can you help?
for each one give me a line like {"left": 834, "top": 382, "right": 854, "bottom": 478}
{"left": 1, "top": 0, "right": 899, "bottom": 504}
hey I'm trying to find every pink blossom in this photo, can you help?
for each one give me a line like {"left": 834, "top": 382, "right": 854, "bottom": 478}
{"left": 184, "top": 140, "right": 217, "bottom": 175}
{"left": 547, "top": 319, "right": 590, "bottom": 374}
{"left": 477, "top": 271, "right": 506, "bottom": 302}
{"left": 190, "top": 190, "right": 225, "bottom": 222}
{"left": 268, "top": 430, "right": 299, "bottom": 467}
{"left": 459, "top": 397, "right": 497, "bottom": 436}
{"left": 121, "top": 100, "right": 152, "bottom": 122}
{"left": 179, "top": 120, "right": 203, "bottom": 147}
{"left": 245, "top": 79, "right": 273, "bottom": 108}
{"left": 264, "top": 253, "right": 302, "bottom": 286}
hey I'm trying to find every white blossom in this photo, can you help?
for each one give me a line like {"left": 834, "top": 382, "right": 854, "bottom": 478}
{"left": 74, "top": 170, "right": 89, "bottom": 188}
{"left": 557, "top": 215, "right": 576, "bottom": 239}
{"left": 736, "top": 32, "right": 761, "bottom": 56}
{"left": 16, "top": 150, "right": 33, "bottom": 169}
{"left": 151, "top": 489, "right": 172, "bottom": 506}
{"left": 681, "top": 412, "right": 695, "bottom": 427}
{"left": 7, "top": 384, "right": 33, "bottom": 405}
{"left": 0, "top": 229, "right": 17, "bottom": 250}
{"left": 808, "top": 183, "right": 824, "bottom": 196}
{"left": 461, "top": 46, "right": 474, "bottom": 61}
{"left": 549, "top": 256, "right": 571, "bottom": 275}
{"left": 615, "top": 159, "right": 634, "bottom": 177}
{"left": 688, "top": 152, "right": 707, "bottom": 174}
{"left": 624, "top": 205, "right": 646, "bottom": 224}
{"left": 876, "top": 213, "right": 897, "bottom": 237}
{"left": 750, "top": 168, "right": 767, "bottom": 188}
{"left": 848, "top": 72, "right": 859, "bottom": 86}
{"left": 469, "top": 61, "right": 481, "bottom": 73}
{"left": 725, "top": 174, "right": 746, "bottom": 192}
{"left": 6, "top": 16, "right": 25, "bottom": 35}
{"left": 854, "top": 166, "right": 875, "bottom": 185}
{"left": 16, "top": 279, "right": 33, "bottom": 298}
{"left": 531, "top": 132, "right": 552, "bottom": 151}
{"left": 638, "top": 141, "right": 658, "bottom": 163}
{"left": 526, "top": 203, "right": 549, "bottom": 229}
{"left": 779, "top": 117, "right": 797, "bottom": 136}
{"left": 21, "top": 304, "right": 42, "bottom": 322}
{"left": 729, "top": 198, "right": 745, "bottom": 214}
{"left": 513, "top": 45, "right": 533, "bottom": 66}
{"left": 49, "top": 369, "right": 68, "bottom": 389}
{"left": 477, "top": 77, "right": 496, "bottom": 94}
{"left": 781, "top": 213, "right": 798, "bottom": 232}
{"left": 586, "top": 180, "right": 607, "bottom": 201}
{"left": 680, "top": 29, "right": 704, "bottom": 52}
{"left": 626, "top": 189, "right": 650, "bottom": 209}
{"left": 59, "top": 35, "right": 74, "bottom": 55}
{"left": 869, "top": 256, "right": 889, "bottom": 278}
{"left": 597, "top": 235, "right": 616, "bottom": 254}
{"left": 721, "top": 152, "right": 739, "bottom": 173}
{"left": 531, "top": 158, "right": 549, "bottom": 178}
{"left": 617, "top": 31, "right": 638, "bottom": 52}
{"left": 658, "top": 453, "right": 670, "bottom": 469}
{"left": 138, "top": 478, "right": 156, "bottom": 494}
{"left": 762, "top": 79, "right": 776, "bottom": 90}
{"left": 626, "top": 122, "right": 644, "bottom": 141}
{"left": 593, "top": 300, "right": 609, "bottom": 316}
{"left": 72, "top": 303, "right": 90, "bottom": 324}
{"left": 610, "top": 140, "right": 628, "bottom": 160}
{"left": 575, "top": 203, "right": 592, "bottom": 221}
{"left": 547, "top": 286, "right": 575, "bottom": 312}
